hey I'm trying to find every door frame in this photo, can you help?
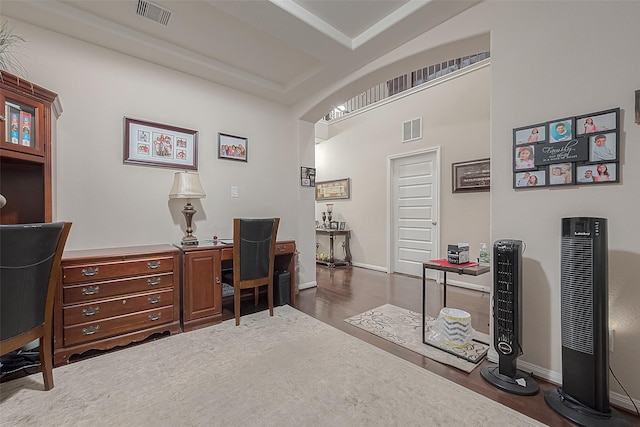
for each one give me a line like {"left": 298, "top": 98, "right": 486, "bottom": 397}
{"left": 387, "top": 147, "right": 441, "bottom": 274}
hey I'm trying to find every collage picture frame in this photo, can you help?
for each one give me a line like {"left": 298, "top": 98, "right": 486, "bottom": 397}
{"left": 513, "top": 107, "right": 620, "bottom": 189}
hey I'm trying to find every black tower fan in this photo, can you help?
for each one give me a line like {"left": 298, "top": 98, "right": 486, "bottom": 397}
{"left": 480, "top": 239, "right": 539, "bottom": 395}
{"left": 545, "top": 217, "right": 629, "bottom": 426}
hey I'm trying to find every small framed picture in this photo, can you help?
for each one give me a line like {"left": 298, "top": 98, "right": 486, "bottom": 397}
{"left": 218, "top": 133, "right": 247, "bottom": 162}
{"left": 548, "top": 163, "right": 574, "bottom": 186}
{"left": 513, "top": 123, "right": 546, "bottom": 145}
{"left": 330, "top": 221, "right": 339, "bottom": 230}
{"left": 514, "top": 145, "right": 536, "bottom": 171}
{"left": 338, "top": 222, "right": 346, "bottom": 230}
{"left": 301, "top": 167, "right": 316, "bottom": 187}
{"left": 514, "top": 169, "right": 546, "bottom": 188}
{"left": 577, "top": 163, "right": 618, "bottom": 184}
{"left": 576, "top": 108, "right": 618, "bottom": 136}
{"left": 548, "top": 118, "right": 573, "bottom": 143}
{"left": 589, "top": 132, "right": 617, "bottom": 162}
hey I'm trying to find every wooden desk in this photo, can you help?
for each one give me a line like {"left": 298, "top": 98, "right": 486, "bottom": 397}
{"left": 421, "top": 260, "right": 490, "bottom": 346}
{"left": 177, "top": 240, "right": 296, "bottom": 332}
{"left": 315, "top": 229, "right": 351, "bottom": 267}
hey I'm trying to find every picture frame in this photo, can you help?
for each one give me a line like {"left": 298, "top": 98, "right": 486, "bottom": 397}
{"left": 548, "top": 117, "right": 574, "bottom": 143}
{"left": 588, "top": 132, "right": 617, "bottom": 162}
{"left": 514, "top": 169, "right": 546, "bottom": 188}
{"left": 452, "top": 158, "right": 490, "bottom": 193}
{"left": 330, "top": 221, "right": 339, "bottom": 230}
{"left": 218, "top": 133, "right": 247, "bottom": 162}
{"left": 123, "top": 117, "right": 198, "bottom": 170}
{"left": 548, "top": 163, "right": 574, "bottom": 186}
{"left": 514, "top": 145, "right": 536, "bottom": 171}
{"left": 576, "top": 163, "right": 618, "bottom": 185}
{"left": 513, "top": 123, "right": 547, "bottom": 145}
{"left": 635, "top": 90, "right": 640, "bottom": 124}
{"left": 338, "top": 221, "right": 346, "bottom": 230}
{"left": 316, "top": 178, "right": 350, "bottom": 200}
{"left": 301, "top": 167, "right": 316, "bottom": 187}
{"left": 576, "top": 108, "right": 618, "bottom": 136}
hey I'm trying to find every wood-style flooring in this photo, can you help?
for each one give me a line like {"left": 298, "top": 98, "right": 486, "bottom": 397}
{"left": 294, "top": 265, "right": 640, "bottom": 427}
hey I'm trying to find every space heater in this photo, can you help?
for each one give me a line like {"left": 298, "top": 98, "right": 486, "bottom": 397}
{"left": 545, "top": 217, "right": 627, "bottom": 426}
{"left": 480, "top": 239, "right": 539, "bottom": 395}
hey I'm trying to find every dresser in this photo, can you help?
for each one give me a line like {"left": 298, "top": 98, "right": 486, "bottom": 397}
{"left": 53, "top": 245, "right": 181, "bottom": 366}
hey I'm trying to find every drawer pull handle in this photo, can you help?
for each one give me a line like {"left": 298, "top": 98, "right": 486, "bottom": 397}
{"left": 278, "top": 246, "right": 285, "bottom": 252}
{"left": 147, "top": 261, "right": 161, "bottom": 269}
{"left": 82, "top": 307, "right": 100, "bottom": 316}
{"left": 148, "top": 296, "right": 161, "bottom": 304}
{"left": 81, "top": 267, "right": 99, "bottom": 277}
{"left": 148, "top": 313, "right": 162, "bottom": 321}
{"left": 148, "top": 277, "right": 162, "bottom": 286}
{"left": 82, "top": 325, "right": 100, "bottom": 335}
{"left": 81, "top": 286, "right": 100, "bottom": 295}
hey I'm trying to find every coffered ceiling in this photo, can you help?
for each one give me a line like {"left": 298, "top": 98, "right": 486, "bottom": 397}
{"left": 1, "top": 1, "right": 479, "bottom": 109}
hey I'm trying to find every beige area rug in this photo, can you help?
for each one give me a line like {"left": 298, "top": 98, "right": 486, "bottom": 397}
{"left": 0, "top": 305, "right": 543, "bottom": 427}
{"left": 344, "top": 304, "right": 490, "bottom": 373}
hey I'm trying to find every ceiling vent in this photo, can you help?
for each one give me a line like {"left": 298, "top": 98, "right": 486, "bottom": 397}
{"left": 136, "top": 0, "right": 172, "bottom": 26}
{"left": 402, "top": 117, "right": 422, "bottom": 142}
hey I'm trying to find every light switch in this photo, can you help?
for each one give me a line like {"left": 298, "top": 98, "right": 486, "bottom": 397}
{"left": 231, "top": 186, "right": 239, "bottom": 198}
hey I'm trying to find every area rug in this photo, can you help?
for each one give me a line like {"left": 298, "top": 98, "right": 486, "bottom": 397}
{"left": 0, "top": 305, "right": 543, "bottom": 426}
{"left": 344, "top": 304, "right": 490, "bottom": 373}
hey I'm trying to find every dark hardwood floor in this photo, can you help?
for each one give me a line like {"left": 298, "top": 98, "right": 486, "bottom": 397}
{"left": 295, "top": 265, "right": 640, "bottom": 427}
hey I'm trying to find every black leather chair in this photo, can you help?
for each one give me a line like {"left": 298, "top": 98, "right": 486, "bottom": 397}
{"left": 0, "top": 222, "right": 71, "bottom": 390}
{"left": 224, "top": 218, "right": 279, "bottom": 326}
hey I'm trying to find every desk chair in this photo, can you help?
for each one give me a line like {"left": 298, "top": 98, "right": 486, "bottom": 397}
{"left": 0, "top": 222, "right": 71, "bottom": 390}
{"left": 224, "top": 218, "right": 279, "bottom": 326}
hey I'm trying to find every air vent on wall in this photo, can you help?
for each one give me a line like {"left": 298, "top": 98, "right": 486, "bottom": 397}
{"left": 136, "top": 0, "right": 172, "bottom": 25}
{"left": 402, "top": 117, "right": 422, "bottom": 142}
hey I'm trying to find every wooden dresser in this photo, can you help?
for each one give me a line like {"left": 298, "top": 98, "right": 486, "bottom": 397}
{"left": 53, "top": 245, "right": 181, "bottom": 366}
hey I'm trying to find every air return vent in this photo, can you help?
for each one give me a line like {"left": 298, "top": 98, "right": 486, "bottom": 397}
{"left": 136, "top": 0, "right": 172, "bottom": 25}
{"left": 402, "top": 117, "right": 422, "bottom": 142}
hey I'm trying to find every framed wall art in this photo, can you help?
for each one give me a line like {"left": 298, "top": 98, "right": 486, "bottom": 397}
{"left": 124, "top": 117, "right": 198, "bottom": 170}
{"left": 301, "top": 167, "right": 316, "bottom": 187}
{"left": 452, "top": 158, "right": 490, "bottom": 193}
{"left": 218, "top": 133, "right": 247, "bottom": 162}
{"left": 513, "top": 107, "right": 620, "bottom": 189}
{"left": 316, "top": 178, "right": 350, "bottom": 200}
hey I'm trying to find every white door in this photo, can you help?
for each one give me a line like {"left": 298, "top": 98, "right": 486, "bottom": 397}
{"left": 390, "top": 149, "right": 439, "bottom": 277}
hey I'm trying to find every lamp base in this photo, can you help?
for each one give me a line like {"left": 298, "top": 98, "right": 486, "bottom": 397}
{"left": 181, "top": 235, "right": 199, "bottom": 246}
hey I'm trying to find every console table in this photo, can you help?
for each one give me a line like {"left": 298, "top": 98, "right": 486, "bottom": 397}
{"left": 421, "top": 259, "right": 489, "bottom": 345}
{"left": 315, "top": 229, "right": 352, "bottom": 267}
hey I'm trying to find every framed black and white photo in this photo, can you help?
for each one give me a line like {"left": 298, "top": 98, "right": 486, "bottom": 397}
{"left": 548, "top": 163, "right": 573, "bottom": 186}
{"left": 123, "top": 117, "right": 198, "bottom": 170}
{"left": 548, "top": 117, "right": 573, "bottom": 143}
{"left": 218, "top": 133, "right": 247, "bottom": 162}
{"left": 513, "top": 123, "right": 546, "bottom": 145}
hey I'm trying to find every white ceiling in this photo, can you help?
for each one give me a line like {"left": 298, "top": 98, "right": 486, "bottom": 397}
{"left": 1, "top": 0, "right": 479, "bottom": 111}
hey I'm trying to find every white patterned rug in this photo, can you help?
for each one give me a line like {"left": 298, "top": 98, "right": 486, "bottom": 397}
{"left": 344, "top": 304, "right": 490, "bottom": 373}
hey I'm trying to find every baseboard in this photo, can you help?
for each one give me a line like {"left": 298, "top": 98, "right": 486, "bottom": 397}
{"left": 351, "top": 262, "right": 387, "bottom": 272}
{"left": 441, "top": 278, "right": 490, "bottom": 293}
{"left": 298, "top": 281, "right": 317, "bottom": 290}
{"left": 486, "top": 350, "right": 639, "bottom": 413}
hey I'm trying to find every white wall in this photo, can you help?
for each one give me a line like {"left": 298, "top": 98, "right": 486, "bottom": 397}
{"left": 315, "top": 64, "right": 491, "bottom": 290}
{"left": 5, "top": 18, "right": 315, "bottom": 289}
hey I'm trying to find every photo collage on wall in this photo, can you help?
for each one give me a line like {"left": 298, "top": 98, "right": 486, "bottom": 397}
{"left": 513, "top": 108, "right": 620, "bottom": 189}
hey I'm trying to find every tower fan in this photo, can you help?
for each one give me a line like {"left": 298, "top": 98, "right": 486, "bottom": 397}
{"left": 480, "top": 239, "right": 539, "bottom": 395}
{"left": 544, "top": 217, "right": 629, "bottom": 426}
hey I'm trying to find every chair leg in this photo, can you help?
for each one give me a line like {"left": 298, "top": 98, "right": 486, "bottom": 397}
{"left": 234, "top": 287, "right": 241, "bottom": 326}
{"left": 267, "top": 281, "right": 274, "bottom": 317}
{"left": 39, "top": 335, "right": 54, "bottom": 390}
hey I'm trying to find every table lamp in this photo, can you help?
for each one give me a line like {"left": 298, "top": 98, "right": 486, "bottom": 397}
{"left": 169, "top": 171, "right": 206, "bottom": 246}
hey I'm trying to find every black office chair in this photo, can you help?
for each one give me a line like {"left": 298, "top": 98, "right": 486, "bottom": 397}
{"left": 223, "top": 218, "right": 279, "bottom": 326}
{"left": 0, "top": 222, "right": 71, "bottom": 390}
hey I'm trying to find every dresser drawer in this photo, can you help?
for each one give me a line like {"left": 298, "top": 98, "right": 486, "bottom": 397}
{"left": 62, "top": 256, "right": 174, "bottom": 284}
{"left": 63, "top": 272, "right": 174, "bottom": 304}
{"left": 275, "top": 242, "right": 295, "bottom": 255}
{"left": 63, "top": 306, "right": 174, "bottom": 347}
{"left": 63, "top": 289, "right": 174, "bottom": 325}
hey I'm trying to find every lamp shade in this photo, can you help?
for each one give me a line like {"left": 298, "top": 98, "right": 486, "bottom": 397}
{"left": 169, "top": 172, "right": 206, "bottom": 199}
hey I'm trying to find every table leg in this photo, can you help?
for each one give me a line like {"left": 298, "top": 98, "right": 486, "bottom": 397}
{"left": 422, "top": 265, "right": 426, "bottom": 344}
{"left": 329, "top": 234, "right": 335, "bottom": 263}
{"left": 443, "top": 271, "right": 447, "bottom": 308}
